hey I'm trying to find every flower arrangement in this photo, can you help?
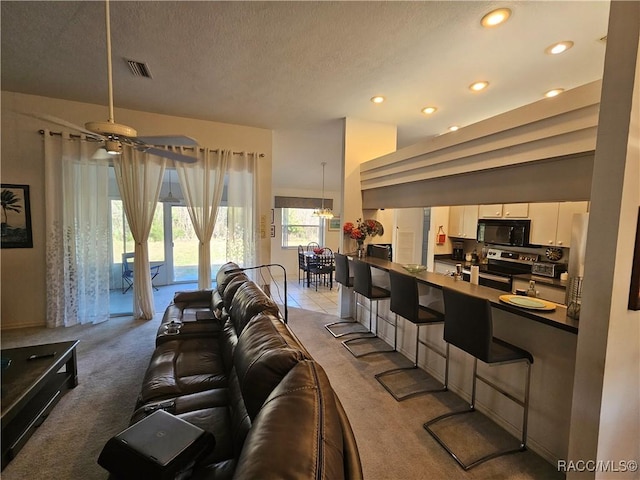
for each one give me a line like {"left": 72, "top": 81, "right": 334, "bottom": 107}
{"left": 343, "top": 218, "right": 384, "bottom": 244}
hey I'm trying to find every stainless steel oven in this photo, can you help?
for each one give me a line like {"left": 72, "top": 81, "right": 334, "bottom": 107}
{"left": 461, "top": 248, "right": 538, "bottom": 292}
{"left": 462, "top": 269, "right": 513, "bottom": 291}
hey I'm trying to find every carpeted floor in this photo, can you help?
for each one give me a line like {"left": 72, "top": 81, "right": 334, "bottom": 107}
{"left": 0, "top": 307, "right": 563, "bottom": 479}
{"left": 286, "top": 308, "right": 563, "bottom": 480}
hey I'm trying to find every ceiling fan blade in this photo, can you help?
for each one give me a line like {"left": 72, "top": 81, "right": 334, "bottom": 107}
{"left": 143, "top": 147, "right": 198, "bottom": 164}
{"left": 134, "top": 135, "right": 199, "bottom": 147}
{"left": 18, "top": 112, "right": 106, "bottom": 140}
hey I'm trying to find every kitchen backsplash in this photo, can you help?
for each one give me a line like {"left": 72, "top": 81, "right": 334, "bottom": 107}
{"left": 458, "top": 239, "right": 569, "bottom": 264}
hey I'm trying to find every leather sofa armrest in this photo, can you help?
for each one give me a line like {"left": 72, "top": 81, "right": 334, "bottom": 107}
{"left": 335, "top": 394, "right": 364, "bottom": 480}
{"left": 173, "top": 289, "right": 213, "bottom": 304}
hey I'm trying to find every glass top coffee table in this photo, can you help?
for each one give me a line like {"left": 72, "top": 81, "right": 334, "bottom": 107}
{"left": 1, "top": 340, "right": 79, "bottom": 470}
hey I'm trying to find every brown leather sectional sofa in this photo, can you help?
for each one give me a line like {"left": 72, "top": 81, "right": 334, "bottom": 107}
{"left": 123, "top": 262, "right": 363, "bottom": 479}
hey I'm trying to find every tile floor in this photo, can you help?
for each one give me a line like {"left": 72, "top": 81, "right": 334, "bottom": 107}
{"left": 109, "top": 273, "right": 340, "bottom": 317}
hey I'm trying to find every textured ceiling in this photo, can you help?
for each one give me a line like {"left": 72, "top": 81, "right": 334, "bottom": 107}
{"left": 2, "top": 1, "right": 610, "bottom": 158}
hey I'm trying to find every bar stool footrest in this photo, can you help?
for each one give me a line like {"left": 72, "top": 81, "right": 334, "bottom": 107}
{"left": 342, "top": 335, "right": 394, "bottom": 358}
{"left": 324, "top": 320, "right": 372, "bottom": 338}
{"left": 375, "top": 366, "right": 447, "bottom": 401}
{"left": 424, "top": 409, "right": 526, "bottom": 471}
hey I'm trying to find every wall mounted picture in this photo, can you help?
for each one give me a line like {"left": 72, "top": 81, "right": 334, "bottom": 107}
{"left": 1, "top": 184, "right": 33, "bottom": 248}
{"left": 328, "top": 216, "right": 341, "bottom": 231}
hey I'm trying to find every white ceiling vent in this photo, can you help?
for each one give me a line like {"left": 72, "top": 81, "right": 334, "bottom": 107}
{"left": 125, "top": 59, "right": 152, "bottom": 78}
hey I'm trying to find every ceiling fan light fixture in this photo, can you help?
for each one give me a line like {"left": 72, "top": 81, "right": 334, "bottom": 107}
{"left": 105, "top": 139, "right": 122, "bottom": 155}
{"left": 545, "top": 41, "right": 574, "bottom": 55}
{"left": 481, "top": 8, "right": 511, "bottom": 28}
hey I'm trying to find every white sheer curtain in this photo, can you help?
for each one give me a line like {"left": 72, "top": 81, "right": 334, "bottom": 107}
{"left": 175, "top": 148, "right": 229, "bottom": 289}
{"left": 44, "top": 131, "right": 110, "bottom": 328}
{"left": 113, "top": 147, "right": 166, "bottom": 319}
{"left": 226, "top": 152, "right": 259, "bottom": 267}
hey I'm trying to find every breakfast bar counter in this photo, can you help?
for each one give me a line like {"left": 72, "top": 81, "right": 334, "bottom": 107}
{"left": 343, "top": 255, "right": 579, "bottom": 465}
{"left": 355, "top": 256, "right": 579, "bottom": 334}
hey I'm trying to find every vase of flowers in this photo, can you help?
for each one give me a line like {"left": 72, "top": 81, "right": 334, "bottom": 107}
{"left": 343, "top": 218, "right": 384, "bottom": 257}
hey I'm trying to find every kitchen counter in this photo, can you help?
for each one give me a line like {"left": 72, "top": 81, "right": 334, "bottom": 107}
{"left": 357, "top": 256, "right": 578, "bottom": 334}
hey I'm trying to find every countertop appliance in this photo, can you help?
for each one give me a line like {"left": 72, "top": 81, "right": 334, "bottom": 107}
{"left": 452, "top": 241, "right": 464, "bottom": 261}
{"left": 461, "top": 248, "right": 538, "bottom": 292}
{"left": 477, "top": 219, "right": 531, "bottom": 247}
{"left": 367, "top": 243, "right": 392, "bottom": 260}
{"left": 532, "top": 262, "right": 567, "bottom": 278}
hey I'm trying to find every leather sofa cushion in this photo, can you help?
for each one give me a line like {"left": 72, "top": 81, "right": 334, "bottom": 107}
{"left": 221, "top": 274, "right": 249, "bottom": 310}
{"left": 137, "top": 337, "right": 227, "bottom": 406}
{"left": 130, "top": 388, "right": 230, "bottom": 424}
{"left": 216, "top": 262, "right": 243, "bottom": 296}
{"left": 234, "top": 314, "right": 308, "bottom": 420}
{"left": 229, "top": 282, "right": 280, "bottom": 335}
{"left": 232, "top": 360, "right": 346, "bottom": 480}
{"left": 173, "top": 289, "right": 213, "bottom": 305}
{"left": 211, "top": 290, "right": 224, "bottom": 314}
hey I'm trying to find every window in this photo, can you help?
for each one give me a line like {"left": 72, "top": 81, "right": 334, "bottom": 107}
{"left": 110, "top": 199, "right": 164, "bottom": 264}
{"left": 281, "top": 208, "right": 322, "bottom": 248}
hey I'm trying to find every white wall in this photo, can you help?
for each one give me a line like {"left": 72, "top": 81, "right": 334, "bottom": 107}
{"left": 1, "top": 91, "right": 272, "bottom": 329}
{"left": 567, "top": 3, "right": 640, "bottom": 477}
{"left": 271, "top": 121, "right": 344, "bottom": 280}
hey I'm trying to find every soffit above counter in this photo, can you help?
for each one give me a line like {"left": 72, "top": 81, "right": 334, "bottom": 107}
{"left": 359, "top": 80, "right": 602, "bottom": 198}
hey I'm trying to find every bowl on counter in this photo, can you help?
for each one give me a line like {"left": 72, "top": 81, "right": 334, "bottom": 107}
{"left": 402, "top": 264, "right": 428, "bottom": 274}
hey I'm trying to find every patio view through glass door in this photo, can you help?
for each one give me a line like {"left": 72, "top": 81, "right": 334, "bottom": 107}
{"left": 169, "top": 204, "right": 229, "bottom": 283}
{"left": 109, "top": 200, "right": 229, "bottom": 316}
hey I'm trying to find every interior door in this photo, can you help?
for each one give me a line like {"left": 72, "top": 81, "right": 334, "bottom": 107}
{"left": 393, "top": 208, "right": 424, "bottom": 264}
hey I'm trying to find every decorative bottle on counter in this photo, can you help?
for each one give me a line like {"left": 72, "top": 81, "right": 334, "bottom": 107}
{"left": 527, "top": 280, "right": 537, "bottom": 298}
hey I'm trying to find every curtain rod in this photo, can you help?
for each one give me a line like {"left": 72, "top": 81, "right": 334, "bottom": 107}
{"left": 39, "top": 129, "right": 265, "bottom": 157}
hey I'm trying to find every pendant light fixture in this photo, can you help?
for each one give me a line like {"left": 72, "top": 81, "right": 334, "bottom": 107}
{"left": 160, "top": 170, "right": 181, "bottom": 204}
{"left": 313, "top": 162, "right": 334, "bottom": 219}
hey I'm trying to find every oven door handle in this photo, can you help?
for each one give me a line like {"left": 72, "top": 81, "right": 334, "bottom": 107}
{"left": 479, "top": 272, "right": 511, "bottom": 283}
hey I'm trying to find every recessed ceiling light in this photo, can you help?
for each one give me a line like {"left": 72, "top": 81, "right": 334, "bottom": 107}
{"left": 421, "top": 106, "right": 437, "bottom": 115}
{"left": 371, "top": 96, "right": 385, "bottom": 104}
{"left": 469, "top": 81, "right": 489, "bottom": 92}
{"left": 481, "top": 8, "right": 511, "bottom": 28}
{"left": 545, "top": 41, "right": 574, "bottom": 55}
{"left": 544, "top": 88, "right": 565, "bottom": 98}
{"left": 449, "top": 125, "right": 460, "bottom": 132}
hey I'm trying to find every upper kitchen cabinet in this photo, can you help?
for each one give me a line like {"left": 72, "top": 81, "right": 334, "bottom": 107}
{"left": 529, "top": 202, "right": 589, "bottom": 247}
{"left": 449, "top": 205, "right": 478, "bottom": 239}
{"left": 479, "top": 203, "right": 529, "bottom": 218}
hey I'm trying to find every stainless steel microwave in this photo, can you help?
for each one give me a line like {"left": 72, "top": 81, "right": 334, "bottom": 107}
{"left": 477, "top": 219, "right": 531, "bottom": 247}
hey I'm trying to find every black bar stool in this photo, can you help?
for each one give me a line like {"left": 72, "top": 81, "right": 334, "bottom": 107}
{"left": 423, "top": 287, "right": 533, "bottom": 470}
{"left": 375, "top": 270, "right": 449, "bottom": 401}
{"left": 342, "top": 259, "right": 394, "bottom": 358}
{"left": 324, "top": 253, "right": 369, "bottom": 338}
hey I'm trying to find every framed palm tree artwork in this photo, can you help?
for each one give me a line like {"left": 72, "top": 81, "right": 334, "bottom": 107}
{"left": 1, "top": 184, "right": 33, "bottom": 248}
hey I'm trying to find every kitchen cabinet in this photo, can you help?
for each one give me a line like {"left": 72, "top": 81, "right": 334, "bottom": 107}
{"left": 479, "top": 203, "right": 529, "bottom": 218}
{"left": 528, "top": 201, "right": 589, "bottom": 247}
{"left": 448, "top": 205, "right": 478, "bottom": 239}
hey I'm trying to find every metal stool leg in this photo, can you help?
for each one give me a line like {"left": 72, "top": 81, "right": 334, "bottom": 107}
{"left": 423, "top": 356, "right": 531, "bottom": 470}
{"left": 343, "top": 297, "right": 393, "bottom": 358}
{"left": 375, "top": 322, "right": 448, "bottom": 401}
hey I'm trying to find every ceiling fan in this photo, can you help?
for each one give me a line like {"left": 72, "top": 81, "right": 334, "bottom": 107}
{"left": 32, "top": 0, "right": 198, "bottom": 164}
